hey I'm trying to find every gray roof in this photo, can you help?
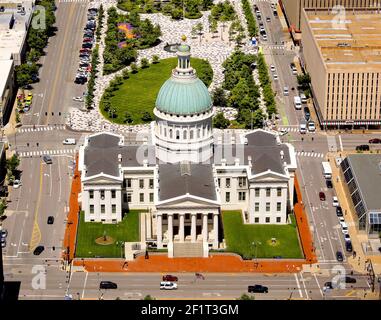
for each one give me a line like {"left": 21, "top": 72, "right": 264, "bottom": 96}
{"left": 84, "top": 133, "right": 156, "bottom": 178}
{"left": 213, "top": 130, "right": 291, "bottom": 175}
{"left": 158, "top": 163, "right": 217, "bottom": 201}
{"left": 346, "top": 154, "right": 381, "bottom": 211}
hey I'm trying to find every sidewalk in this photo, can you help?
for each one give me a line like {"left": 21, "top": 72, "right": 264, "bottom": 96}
{"left": 62, "top": 153, "right": 81, "bottom": 261}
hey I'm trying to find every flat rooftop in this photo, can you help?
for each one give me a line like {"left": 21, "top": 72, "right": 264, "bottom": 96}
{"left": 346, "top": 154, "right": 381, "bottom": 212}
{"left": 305, "top": 11, "right": 381, "bottom": 71}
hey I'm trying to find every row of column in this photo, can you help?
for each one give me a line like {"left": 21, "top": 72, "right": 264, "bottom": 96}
{"left": 157, "top": 213, "right": 218, "bottom": 246}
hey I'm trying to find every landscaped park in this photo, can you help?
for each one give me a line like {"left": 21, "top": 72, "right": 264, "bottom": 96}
{"left": 76, "top": 211, "right": 140, "bottom": 258}
{"left": 100, "top": 57, "right": 213, "bottom": 124}
{"left": 222, "top": 211, "right": 303, "bottom": 259}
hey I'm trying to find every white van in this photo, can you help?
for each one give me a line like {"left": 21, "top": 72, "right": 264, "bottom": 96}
{"left": 294, "top": 96, "right": 302, "bottom": 110}
{"left": 63, "top": 138, "right": 76, "bottom": 145}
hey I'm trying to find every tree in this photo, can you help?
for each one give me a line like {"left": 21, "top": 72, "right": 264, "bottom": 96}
{"left": 237, "top": 293, "right": 255, "bottom": 300}
{"left": 141, "top": 111, "right": 153, "bottom": 122}
{"left": 210, "top": 19, "right": 218, "bottom": 36}
{"left": 124, "top": 111, "right": 133, "bottom": 124}
{"left": 212, "top": 87, "right": 227, "bottom": 107}
{"left": 0, "top": 199, "right": 7, "bottom": 218}
{"left": 122, "top": 68, "right": 130, "bottom": 79}
{"left": 171, "top": 8, "right": 183, "bottom": 20}
{"left": 213, "top": 112, "right": 230, "bottom": 129}
{"left": 130, "top": 63, "right": 138, "bottom": 73}
{"left": 129, "top": 9, "right": 141, "bottom": 27}
{"left": 195, "top": 22, "right": 203, "bottom": 43}
{"left": 141, "top": 58, "right": 149, "bottom": 68}
{"left": 297, "top": 73, "right": 311, "bottom": 89}
{"left": 143, "top": 295, "right": 155, "bottom": 300}
{"left": 6, "top": 154, "right": 20, "bottom": 175}
{"left": 152, "top": 55, "right": 159, "bottom": 64}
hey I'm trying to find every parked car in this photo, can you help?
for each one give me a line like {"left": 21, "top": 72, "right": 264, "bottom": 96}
{"left": 1, "top": 240, "right": 6, "bottom": 248}
{"left": 340, "top": 221, "right": 349, "bottom": 234}
{"left": 248, "top": 285, "right": 269, "bottom": 293}
{"left": 323, "top": 281, "right": 333, "bottom": 290}
{"left": 266, "top": 17, "right": 271, "bottom": 22}
{"left": 162, "top": 275, "right": 178, "bottom": 282}
{"left": 99, "top": 281, "right": 117, "bottom": 289}
{"left": 326, "top": 179, "right": 333, "bottom": 188}
{"left": 12, "top": 179, "right": 21, "bottom": 189}
{"left": 332, "top": 196, "right": 339, "bottom": 207}
{"left": 283, "top": 86, "right": 289, "bottom": 96}
{"left": 63, "top": 138, "right": 76, "bottom": 145}
{"left": 43, "top": 155, "right": 52, "bottom": 164}
{"left": 304, "top": 106, "right": 310, "bottom": 121}
{"left": 273, "top": 74, "right": 278, "bottom": 80}
{"left": 336, "top": 206, "right": 343, "bottom": 217}
{"left": 343, "top": 276, "right": 356, "bottom": 284}
{"left": 336, "top": 251, "right": 344, "bottom": 262}
{"left": 160, "top": 281, "right": 177, "bottom": 290}
{"left": 319, "top": 191, "right": 326, "bottom": 201}
{"left": 47, "top": 216, "right": 54, "bottom": 224}
{"left": 369, "top": 138, "right": 381, "bottom": 144}
{"left": 344, "top": 234, "right": 351, "bottom": 242}
{"left": 73, "top": 97, "right": 84, "bottom": 102}
{"left": 270, "top": 65, "right": 276, "bottom": 72}
{"left": 33, "top": 245, "right": 45, "bottom": 255}
{"left": 356, "top": 144, "right": 370, "bottom": 151}
{"left": 345, "top": 241, "right": 353, "bottom": 252}
{"left": 0, "top": 229, "right": 7, "bottom": 239}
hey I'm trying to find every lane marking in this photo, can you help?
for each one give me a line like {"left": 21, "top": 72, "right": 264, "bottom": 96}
{"left": 81, "top": 272, "right": 88, "bottom": 299}
{"left": 294, "top": 273, "right": 303, "bottom": 298}
{"left": 29, "top": 162, "right": 44, "bottom": 251}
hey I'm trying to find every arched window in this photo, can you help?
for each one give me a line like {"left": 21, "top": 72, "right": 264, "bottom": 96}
{"left": 183, "top": 130, "right": 187, "bottom": 139}
{"left": 176, "top": 130, "right": 180, "bottom": 140}
{"left": 169, "top": 129, "right": 173, "bottom": 139}
{"left": 197, "top": 128, "right": 201, "bottom": 138}
{"left": 164, "top": 127, "right": 167, "bottom": 137}
{"left": 190, "top": 130, "right": 194, "bottom": 139}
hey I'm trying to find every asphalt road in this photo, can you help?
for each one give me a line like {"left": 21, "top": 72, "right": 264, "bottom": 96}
{"left": 22, "top": 2, "right": 89, "bottom": 126}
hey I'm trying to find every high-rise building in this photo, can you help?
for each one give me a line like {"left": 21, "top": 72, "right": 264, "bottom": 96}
{"left": 300, "top": 9, "right": 381, "bottom": 128}
{"left": 281, "top": 0, "right": 381, "bottom": 31}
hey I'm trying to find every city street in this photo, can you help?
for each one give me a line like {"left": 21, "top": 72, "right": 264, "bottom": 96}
{"left": 1, "top": 0, "right": 379, "bottom": 301}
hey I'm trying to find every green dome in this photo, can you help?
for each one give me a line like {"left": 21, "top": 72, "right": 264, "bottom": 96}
{"left": 156, "top": 77, "right": 212, "bottom": 115}
{"left": 178, "top": 44, "right": 190, "bottom": 53}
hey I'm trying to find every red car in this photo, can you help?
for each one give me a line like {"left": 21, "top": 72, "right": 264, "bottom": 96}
{"left": 319, "top": 191, "right": 326, "bottom": 201}
{"left": 162, "top": 275, "right": 178, "bottom": 282}
{"left": 369, "top": 138, "right": 381, "bottom": 144}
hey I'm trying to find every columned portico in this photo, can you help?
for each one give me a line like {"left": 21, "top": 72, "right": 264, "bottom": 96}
{"left": 179, "top": 213, "right": 185, "bottom": 242}
{"left": 191, "top": 214, "right": 196, "bottom": 242}
{"left": 157, "top": 214, "right": 162, "bottom": 247}
{"left": 202, "top": 213, "right": 208, "bottom": 241}
{"left": 168, "top": 214, "right": 173, "bottom": 242}
{"left": 213, "top": 213, "right": 219, "bottom": 248}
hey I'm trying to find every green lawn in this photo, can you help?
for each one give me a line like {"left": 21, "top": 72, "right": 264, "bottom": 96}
{"left": 100, "top": 57, "right": 213, "bottom": 124}
{"left": 75, "top": 211, "right": 140, "bottom": 258}
{"left": 222, "top": 211, "right": 303, "bottom": 259}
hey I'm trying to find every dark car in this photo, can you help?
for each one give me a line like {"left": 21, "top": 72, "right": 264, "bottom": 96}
{"left": 343, "top": 276, "right": 356, "bottom": 284}
{"left": 336, "top": 206, "right": 343, "bottom": 217}
{"left": 319, "top": 191, "right": 326, "bottom": 201}
{"left": 304, "top": 106, "right": 310, "bottom": 121}
{"left": 324, "top": 281, "right": 333, "bottom": 290}
{"left": 33, "top": 245, "right": 45, "bottom": 255}
{"left": 162, "top": 275, "right": 178, "bottom": 282}
{"left": 345, "top": 241, "right": 353, "bottom": 252}
{"left": 248, "top": 285, "right": 268, "bottom": 293}
{"left": 356, "top": 144, "right": 370, "bottom": 151}
{"left": 43, "top": 155, "right": 52, "bottom": 164}
{"left": 99, "top": 281, "right": 117, "bottom": 289}
{"left": 82, "top": 43, "right": 93, "bottom": 49}
{"left": 326, "top": 179, "right": 333, "bottom": 188}
{"left": 47, "top": 216, "right": 54, "bottom": 224}
{"left": 369, "top": 138, "right": 381, "bottom": 144}
{"left": 336, "top": 251, "right": 344, "bottom": 262}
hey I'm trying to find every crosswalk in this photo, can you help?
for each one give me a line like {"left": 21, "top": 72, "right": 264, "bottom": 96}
{"left": 279, "top": 127, "right": 299, "bottom": 133}
{"left": 17, "top": 125, "right": 66, "bottom": 133}
{"left": 296, "top": 151, "right": 324, "bottom": 158}
{"left": 18, "top": 149, "right": 76, "bottom": 158}
{"left": 267, "top": 45, "right": 286, "bottom": 50}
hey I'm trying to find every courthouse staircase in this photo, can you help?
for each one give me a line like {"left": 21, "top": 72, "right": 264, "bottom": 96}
{"left": 173, "top": 242, "right": 204, "bottom": 257}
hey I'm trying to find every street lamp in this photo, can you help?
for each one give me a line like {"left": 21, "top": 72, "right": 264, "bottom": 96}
{"left": 252, "top": 241, "right": 262, "bottom": 267}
